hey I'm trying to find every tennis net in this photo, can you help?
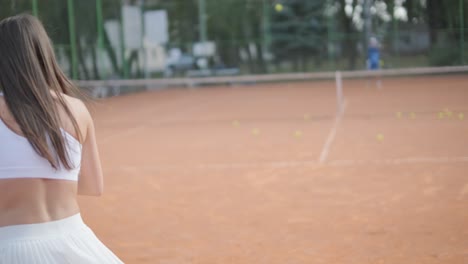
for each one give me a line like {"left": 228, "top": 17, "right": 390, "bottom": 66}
{"left": 78, "top": 65, "right": 468, "bottom": 117}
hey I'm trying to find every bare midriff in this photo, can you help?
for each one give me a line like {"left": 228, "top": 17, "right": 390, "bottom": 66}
{"left": 0, "top": 178, "right": 80, "bottom": 227}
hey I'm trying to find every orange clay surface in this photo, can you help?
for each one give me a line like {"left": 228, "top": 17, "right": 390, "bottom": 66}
{"left": 79, "top": 75, "right": 468, "bottom": 264}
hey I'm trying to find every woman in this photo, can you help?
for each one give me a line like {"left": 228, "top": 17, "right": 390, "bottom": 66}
{"left": 0, "top": 14, "right": 123, "bottom": 263}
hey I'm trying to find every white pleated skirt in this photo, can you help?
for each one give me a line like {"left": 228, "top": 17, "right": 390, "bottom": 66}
{"left": 0, "top": 214, "right": 124, "bottom": 264}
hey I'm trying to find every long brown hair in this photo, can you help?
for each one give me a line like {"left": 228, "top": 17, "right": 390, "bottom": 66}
{"left": 0, "top": 14, "right": 82, "bottom": 170}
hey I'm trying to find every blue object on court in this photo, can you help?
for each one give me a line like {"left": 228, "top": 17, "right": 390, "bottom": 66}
{"left": 368, "top": 47, "right": 380, "bottom": 70}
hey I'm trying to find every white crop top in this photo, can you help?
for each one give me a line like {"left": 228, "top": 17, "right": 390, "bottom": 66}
{"left": 0, "top": 93, "right": 82, "bottom": 181}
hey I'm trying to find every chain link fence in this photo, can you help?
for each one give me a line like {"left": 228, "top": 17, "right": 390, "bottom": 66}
{"left": 1, "top": 0, "right": 466, "bottom": 80}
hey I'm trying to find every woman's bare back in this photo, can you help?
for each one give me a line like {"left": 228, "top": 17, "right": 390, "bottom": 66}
{"left": 0, "top": 93, "right": 92, "bottom": 227}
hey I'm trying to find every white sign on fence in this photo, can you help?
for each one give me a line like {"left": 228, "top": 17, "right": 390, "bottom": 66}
{"left": 144, "top": 10, "right": 169, "bottom": 45}
{"left": 193, "top": 42, "right": 216, "bottom": 57}
{"left": 123, "top": 5, "right": 143, "bottom": 49}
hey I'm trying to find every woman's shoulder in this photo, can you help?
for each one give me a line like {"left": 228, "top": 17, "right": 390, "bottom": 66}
{"left": 53, "top": 92, "right": 92, "bottom": 140}
{"left": 62, "top": 93, "right": 88, "bottom": 114}
{"left": 52, "top": 92, "right": 89, "bottom": 117}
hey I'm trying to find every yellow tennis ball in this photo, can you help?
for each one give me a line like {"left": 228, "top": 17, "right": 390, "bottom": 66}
{"left": 443, "top": 108, "right": 453, "bottom": 117}
{"left": 459, "top": 113, "right": 465, "bottom": 120}
{"left": 396, "top": 112, "right": 403, "bottom": 119}
{"left": 252, "top": 128, "right": 260, "bottom": 136}
{"left": 376, "top": 133, "right": 384, "bottom": 141}
{"left": 294, "top": 130, "right": 303, "bottom": 138}
{"left": 437, "top": 112, "right": 445, "bottom": 119}
{"left": 275, "top": 3, "right": 284, "bottom": 12}
{"left": 409, "top": 112, "right": 416, "bottom": 119}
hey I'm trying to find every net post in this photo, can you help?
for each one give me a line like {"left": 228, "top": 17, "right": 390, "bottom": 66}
{"left": 335, "top": 71, "right": 344, "bottom": 114}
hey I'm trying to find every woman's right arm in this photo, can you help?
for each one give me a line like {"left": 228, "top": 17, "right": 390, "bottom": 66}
{"left": 77, "top": 102, "right": 104, "bottom": 196}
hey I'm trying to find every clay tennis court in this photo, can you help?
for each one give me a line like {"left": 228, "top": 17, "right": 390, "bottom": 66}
{"left": 79, "top": 74, "right": 468, "bottom": 264}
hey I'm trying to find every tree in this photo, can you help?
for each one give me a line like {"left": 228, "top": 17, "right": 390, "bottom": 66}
{"left": 205, "top": 0, "right": 267, "bottom": 73}
{"left": 426, "top": 0, "right": 467, "bottom": 65}
{"left": 270, "top": 0, "right": 327, "bottom": 71}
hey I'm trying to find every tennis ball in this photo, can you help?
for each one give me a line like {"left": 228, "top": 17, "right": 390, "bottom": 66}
{"left": 459, "top": 113, "right": 465, "bottom": 120}
{"left": 396, "top": 112, "right": 403, "bottom": 119}
{"left": 294, "top": 130, "right": 303, "bottom": 138}
{"left": 232, "top": 120, "right": 240, "bottom": 127}
{"left": 437, "top": 112, "right": 445, "bottom": 119}
{"left": 409, "top": 112, "right": 416, "bottom": 119}
{"left": 252, "top": 128, "right": 260, "bottom": 136}
{"left": 376, "top": 133, "right": 384, "bottom": 141}
{"left": 275, "top": 3, "right": 284, "bottom": 12}
{"left": 444, "top": 109, "right": 453, "bottom": 118}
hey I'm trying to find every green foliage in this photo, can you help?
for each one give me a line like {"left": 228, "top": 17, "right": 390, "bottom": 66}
{"left": 206, "top": 0, "right": 266, "bottom": 72}
{"left": 429, "top": 41, "right": 460, "bottom": 66}
{"left": 270, "top": 0, "right": 326, "bottom": 61}
{"left": 1, "top": 0, "right": 467, "bottom": 78}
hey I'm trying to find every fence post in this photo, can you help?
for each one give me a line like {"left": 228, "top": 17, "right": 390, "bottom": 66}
{"left": 32, "top": 0, "right": 38, "bottom": 16}
{"left": 120, "top": 1, "right": 129, "bottom": 79}
{"left": 327, "top": 0, "right": 335, "bottom": 70}
{"left": 140, "top": 0, "right": 148, "bottom": 79}
{"left": 67, "top": 0, "right": 78, "bottom": 79}
{"left": 198, "top": 0, "right": 207, "bottom": 43}
{"left": 262, "top": 0, "right": 271, "bottom": 60}
{"left": 363, "top": 0, "right": 371, "bottom": 55}
{"left": 96, "top": 0, "right": 105, "bottom": 79}
{"left": 461, "top": 0, "right": 465, "bottom": 64}
{"left": 392, "top": 6, "right": 400, "bottom": 67}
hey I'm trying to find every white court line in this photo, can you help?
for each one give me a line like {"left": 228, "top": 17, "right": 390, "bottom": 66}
{"left": 197, "top": 156, "right": 468, "bottom": 170}
{"left": 327, "top": 156, "right": 468, "bottom": 166}
{"left": 196, "top": 160, "right": 319, "bottom": 170}
{"left": 107, "top": 156, "right": 468, "bottom": 172}
{"left": 318, "top": 100, "right": 348, "bottom": 164}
